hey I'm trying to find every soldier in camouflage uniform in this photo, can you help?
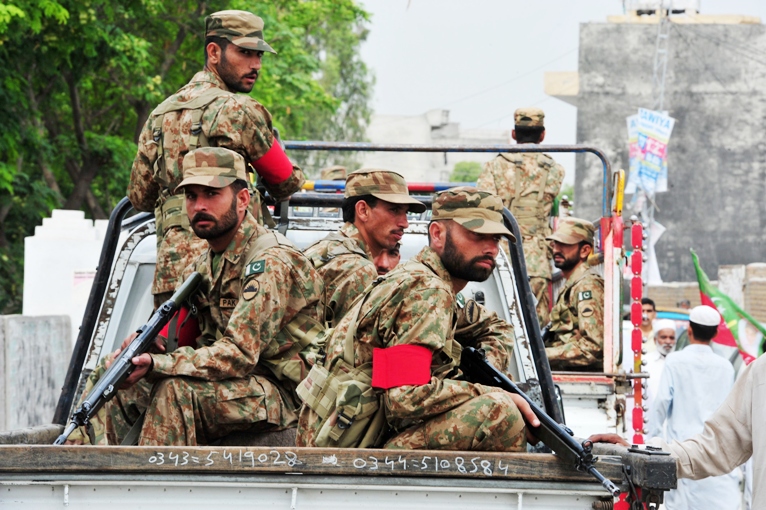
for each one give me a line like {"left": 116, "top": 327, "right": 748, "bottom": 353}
{"left": 545, "top": 217, "right": 604, "bottom": 371}
{"left": 476, "top": 108, "right": 565, "bottom": 327}
{"left": 303, "top": 170, "right": 425, "bottom": 326}
{"left": 103, "top": 147, "right": 323, "bottom": 446}
{"left": 319, "top": 165, "right": 347, "bottom": 181}
{"left": 128, "top": 10, "right": 304, "bottom": 308}
{"left": 374, "top": 242, "right": 401, "bottom": 275}
{"left": 296, "top": 187, "right": 538, "bottom": 451}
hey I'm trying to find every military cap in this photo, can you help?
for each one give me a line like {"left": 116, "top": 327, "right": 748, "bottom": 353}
{"left": 320, "top": 165, "right": 347, "bottom": 181}
{"left": 176, "top": 147, "right": 248, "bottom": 190}
{"left": 205, "top": 10, "right": 276, "bottom": 54}
{"left": 546, "top": 217, "right": 595, "bottom": 246}
{"left": 345, "top": 168, "right": 426, "bottom": 213}
{"left": 432, "top": 187, "right": 515, "bottom": 240}
{"left": 689, "top": 305, "right": 720, "bottom": 327}
{"left": 514, "top": 107, "right": 545, "bottom": 128}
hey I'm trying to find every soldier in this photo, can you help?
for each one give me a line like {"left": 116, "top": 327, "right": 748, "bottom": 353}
{"left": 545, "top": 217, "right": 604, "bottom": 370}
{"left": 128, "top": 10, "right": 304, "bottom": 307}
{"left": 296, "top": 187, "right": 538, "bottom": 451}
{"left": 103, "top": 147, "right": 323, "bottom": 446}
{"left": 319, "top": 165, "right": 347, "bottom": 181}
{"left": 374, "top": 242, "right": 401, "bottom": 275}
{"left": 476, "top": 108, "right": 565, "bottom": 327}
{"left": 303, "top": 169, "right": 425, "bottom": 326}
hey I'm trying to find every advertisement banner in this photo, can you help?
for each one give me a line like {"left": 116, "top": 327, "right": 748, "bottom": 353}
{"left": 625, "top": 108, "right": 675, "bottom": 195}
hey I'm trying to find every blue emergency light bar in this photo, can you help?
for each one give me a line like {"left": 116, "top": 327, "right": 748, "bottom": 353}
{"left": 302, "top": 181, "right": 477, "bottom": 193}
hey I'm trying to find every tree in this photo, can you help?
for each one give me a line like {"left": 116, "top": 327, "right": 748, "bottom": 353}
{"left": 450, "top": 161, "right": 482, "bottom": 183}
{"left": 0, "top": 0, "right": 373, "bottom": 313}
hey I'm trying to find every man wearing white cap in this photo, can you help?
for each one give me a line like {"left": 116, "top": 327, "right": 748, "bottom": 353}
{"left": 647, "top": 305, "right": 739, "bottom": 510}
{"left": 643, "top": 319, "right": 677, "bottom": 420}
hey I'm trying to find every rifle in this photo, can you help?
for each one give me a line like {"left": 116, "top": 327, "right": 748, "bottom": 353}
{"left": 460, "top": 346, "right": 620, "bottom": 497}
{"left": 54, "top": 272, "right": 203, "bottom": 445}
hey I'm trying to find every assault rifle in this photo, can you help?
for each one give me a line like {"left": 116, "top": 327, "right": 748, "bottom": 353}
{"left": 460, "top": 346, "right": 621, "bottom": 497}
{"left": 54, "top": 272, "right": 203, "bottom": 445}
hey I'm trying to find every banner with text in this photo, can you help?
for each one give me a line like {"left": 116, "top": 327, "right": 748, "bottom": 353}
{"left": 625, "top": 108, "right": 675, "bottom": 195}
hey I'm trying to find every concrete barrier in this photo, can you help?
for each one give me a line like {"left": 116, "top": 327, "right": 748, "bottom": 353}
{"left": 0, "top": 315, "right": 70, "bottom": 432}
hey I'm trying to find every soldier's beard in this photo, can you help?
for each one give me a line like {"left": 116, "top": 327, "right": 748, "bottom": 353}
{"left": 553, "top": 251, "right": 581, "bottom": 272}
{"left": 218, "top": 51, "right": 258, "bottom": 93}
{"left": 440, "top": 229, "right": 495, "bottom": 282}
{"left": 191, "top": 196, "right": 239, "bottom": 240}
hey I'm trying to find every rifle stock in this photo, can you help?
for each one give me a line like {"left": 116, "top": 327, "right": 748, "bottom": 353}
{"left": 460, "top": 346, "right": 620, "bottom": 497}
{"left": 54, "top": 272, "right": 203, "bottom": 445}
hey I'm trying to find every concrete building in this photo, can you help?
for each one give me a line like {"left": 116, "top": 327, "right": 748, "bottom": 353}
{"left": 361, "top": 109, "right": 511, "bottom": 182}
{"left": 546, "top": 12, "right": 766, "bottom": 281}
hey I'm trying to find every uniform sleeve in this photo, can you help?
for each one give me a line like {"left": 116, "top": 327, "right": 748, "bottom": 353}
{"left": 150, "top": 251, "right": 305, "bottom": 380}
{"left": 647, "top": 361, "right": 674, "bottom": 439}
{"left": 661, "top": 359, "right": 754, "bottom": 479}
{"left": 546, "top": 277, "right": 605, "bottom": 368}
{"left": 381, "top": 285, "right": 494, "bottom": 421}
{"left": 323, "top": 256, "right": 378, "bottom": 327}
{"left": 476, "top": 159, "right": 499, "bottom": 195}
{"left": 211, "top": 97, "right": 304, "bottom": 201}
{"left": 127, "top": 118, "right": 161, "bottom": 212}
{"left": 454, "top": 301, "right": 514, "bottom": 375}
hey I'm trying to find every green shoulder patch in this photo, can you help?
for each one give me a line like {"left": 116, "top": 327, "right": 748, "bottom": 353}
{"left": 578, "top": 290, "right": 593, "bottom": 301}
{"left": 245, "top": 259, "right": 266, "bottom": 277}
{"left": 456, "top": 292, "right": 466, "bottom": 308}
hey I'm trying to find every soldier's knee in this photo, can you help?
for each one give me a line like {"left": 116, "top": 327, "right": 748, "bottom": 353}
{"left": 152, "top": 376, "right": 192, "bottom": 399}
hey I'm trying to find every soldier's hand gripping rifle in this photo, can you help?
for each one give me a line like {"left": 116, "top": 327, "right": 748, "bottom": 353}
{"left": 460, "top": 346, "right": 621, "bottom": 497}
{"left": 54, "top": 272, "right": 203, "bottom": 445}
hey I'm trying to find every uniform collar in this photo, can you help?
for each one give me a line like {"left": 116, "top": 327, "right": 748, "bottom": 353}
{"left": 564, "top": 262, "right": 589, "bottom": 286}
{"left": 191, "top": 70, "right": 232, "bottom": 92}
{"left": 413, "top": 246, "right": 455, "bottom": 294}
{"left": 340, "top": 222, "right": 373, "bottom": 259}
{"left": 220, "top": 212, "right": 266, "bottom": 265}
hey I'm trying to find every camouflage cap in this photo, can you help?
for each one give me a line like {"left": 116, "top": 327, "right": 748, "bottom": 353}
{"left": 205, "top": 10, "right": 276, "bottom": 54}
{"left": 320, "top": 165, "right": 347, "bottom": 181}
{"left": 345, "top": 168, "right": 426, "bottom": 213}
{"left": 514, "top": 107, "right": 545, "bottom": 128}
{"left": 432, "top": 187, "right": 515, "bottom": 240}
{"left": 176, "top": 147, "right": 248, "bottom": 190}
{"left": 546, "top": 217, "right": 596, "bottom": 246}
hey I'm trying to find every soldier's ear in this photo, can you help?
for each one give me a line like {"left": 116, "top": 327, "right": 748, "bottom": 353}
{"left": 206, "top": 42, "right": 223, "bottom": 65}
{"left": 236, "top": 187, "right": 250, "bottom": 214}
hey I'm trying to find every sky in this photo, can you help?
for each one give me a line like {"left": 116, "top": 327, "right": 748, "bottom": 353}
{"left": 358, "top": 0, "right": 766, "bottom": 183}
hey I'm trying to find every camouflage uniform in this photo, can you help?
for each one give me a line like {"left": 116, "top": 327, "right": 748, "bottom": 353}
{"left": 476, "top": 108, "right": 564, "bottom": 326}
{"left": 303, "top": 169, "right": 425, "bottom": 326}
{"left": 128, "top": 11, "right": 304, "bottom": 306}
{"left": 545, "top": 217, "right": 604, "bottom": 370}
{"left": 303, "top": 222, "right": 377, "bottom": 326}
{"left": 319, "top": 165, "right": 347, "bottom": 181}
{"left": 106, "top": 148, "right": 323, "bottom": 446}
{"left": 296, "top": 188, "right": 526, "bottom": 452}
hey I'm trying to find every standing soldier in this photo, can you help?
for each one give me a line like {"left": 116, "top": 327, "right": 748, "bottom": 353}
{"left": 545, "top": 217, "right": 604, "bottom": 370}
{"left": 303, "top": 169, "right": 425, "bottom": 326}
{"left": 128, "top": 10, "right": 304, "bottom": 307}
{"left": 477, "top": 108, "right": 564, "bottom": 326}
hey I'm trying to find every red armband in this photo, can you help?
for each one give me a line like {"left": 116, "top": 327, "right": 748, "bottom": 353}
{"left": 158, "top": 306, "right": 200, "bottom": 348}
{"left": 251, "top": 141, "right": 293, "bottom": 184}
{"left": 371, "top": 344, "right": 432, "bottom": 389}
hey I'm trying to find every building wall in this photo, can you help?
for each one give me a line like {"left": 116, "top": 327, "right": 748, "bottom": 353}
{"left": 361, "top": 110, "right": 511, "bottom": 182}
{"left": 573, "top": 22, "right": 766, "bottom": 281}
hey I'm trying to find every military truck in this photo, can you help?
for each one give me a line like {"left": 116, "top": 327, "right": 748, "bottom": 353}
{"left": 0, "top": 142, "right": 672, "bottom": 509}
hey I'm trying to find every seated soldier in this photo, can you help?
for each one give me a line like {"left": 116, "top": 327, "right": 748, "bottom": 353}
{"left": 96, "top": 147, "right": 323, "bottom": 446}
{"left": 373, "top": 242, "right": 401, "bottom": 275}
{"left": 544, "top": 217, "right": 604, "bottom": 370}
{"left": 296, "top": 187, "right": 538, "bottom": 451}
{"left": 304, "top": 169, "right": 425, "bottom": 325}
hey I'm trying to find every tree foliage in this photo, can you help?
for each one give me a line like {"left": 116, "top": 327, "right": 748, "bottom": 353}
{"left": 0, "top": 0, "right": 373, "bottom": 312}
{"left": 450, "top": 161, "right": 482, "bottom": 183}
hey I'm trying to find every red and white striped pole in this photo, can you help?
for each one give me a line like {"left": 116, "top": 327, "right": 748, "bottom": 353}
{"left": 629, "top": 218, "right": 647, "bottom": 444}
